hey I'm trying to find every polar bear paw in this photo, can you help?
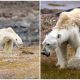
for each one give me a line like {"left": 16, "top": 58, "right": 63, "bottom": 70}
{"left": 56, "top": 61, "right": 67, "bottom": 69}
{"left": 56, "top": 62, "right": 60, "bottom": 67}
{"left": 56, "top": 63, "right": 67, "bottom": 69}
{"left": 59, "top": 64, "right": 67, "bottom": 69}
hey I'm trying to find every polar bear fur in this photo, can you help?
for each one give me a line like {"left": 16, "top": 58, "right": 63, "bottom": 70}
{"left": 0, "top": 27, "right": 23, "bottom": 54}
{"left": 42, "top": 8, "right": 80, "bottom": 69}
{"left": 55, "top": 8, "right": 80, "bottom": 29}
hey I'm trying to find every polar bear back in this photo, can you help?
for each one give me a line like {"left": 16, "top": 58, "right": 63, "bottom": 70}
{"left": 0, "top": 27, "right": 17, "bottom": 44}
{"left": 56, "top": 8, "right": 80, "bottom": 29}
{"left": 0, "top": 27, "right": 15, "bottom": 33}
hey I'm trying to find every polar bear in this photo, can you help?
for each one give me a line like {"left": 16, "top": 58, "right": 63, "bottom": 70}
{"left": 41, "top": 8, "right": 80, "bottom": 69}
{"left": 0, "top": 27, "right": 23, "bottom": 54}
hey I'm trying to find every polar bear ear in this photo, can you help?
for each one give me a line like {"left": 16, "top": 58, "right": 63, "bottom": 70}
{"left": 56, "top": 12, "right": 70, "bottom": 27}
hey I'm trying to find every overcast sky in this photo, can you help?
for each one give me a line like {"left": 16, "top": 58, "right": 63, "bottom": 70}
{"left": 41, "top": 1, "right": 80, "bottom": 10}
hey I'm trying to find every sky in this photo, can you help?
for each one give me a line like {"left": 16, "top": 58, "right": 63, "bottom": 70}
{"left": 41, "top": 1, "right": 80, "bottom": 10}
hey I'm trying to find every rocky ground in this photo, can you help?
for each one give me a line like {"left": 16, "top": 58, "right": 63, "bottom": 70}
{"left": 0, "top": 46, "right": 39, "bottom": 79}
{"left": 41, "top": 8, "right": 80, "bottom": 79}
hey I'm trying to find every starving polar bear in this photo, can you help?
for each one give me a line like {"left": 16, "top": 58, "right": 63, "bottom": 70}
{"left": 42, "top": 8, "right": 80, "bottom": 69}
{"left": 0, "top": 27, "right": 23, "bottom": 54}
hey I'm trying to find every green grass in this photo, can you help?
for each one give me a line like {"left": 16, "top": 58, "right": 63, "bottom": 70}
{"left": 48, "top": 3, "right": 65, "bottom": 7}
{"left": 41, "top": 59, "right": 80, "bottom": 79}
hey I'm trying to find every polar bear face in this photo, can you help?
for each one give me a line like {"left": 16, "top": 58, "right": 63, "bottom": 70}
{"left": 41, "top": 28, "right": 70, "bottom": 57}
{"left": 13, "top": 34, "right": 23, "bottom": 47}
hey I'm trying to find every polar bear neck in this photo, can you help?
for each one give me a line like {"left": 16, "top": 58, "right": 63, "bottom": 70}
{"left": 49, "top": 29, "right": 59, "bottom": 38}
{"left": 3, "top": 31, "right": 17, "bottom": 42}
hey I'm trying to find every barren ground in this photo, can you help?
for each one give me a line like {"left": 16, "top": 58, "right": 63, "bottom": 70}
{"left": 0, "top": 46, "right": 39, "bottom": 79}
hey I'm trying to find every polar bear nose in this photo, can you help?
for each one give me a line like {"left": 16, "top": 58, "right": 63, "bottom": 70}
{"left": 20, "top": 43, "right": 23, "bottom": 45}
{"left": 17, "top": 43, "right": 23, "bottom": 48}
{"left": 19, "top": 44, "right": 23, "bottom": 46}
{"left": 41, "top": 50, "right": 50, "bottom": 57}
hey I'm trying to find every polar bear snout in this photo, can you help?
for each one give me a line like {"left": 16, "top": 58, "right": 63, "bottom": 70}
{"left": 41, "top": 50, "right": 50, "bottom": 57}
{"left": 17, "top": 43, "right": 23, "bottom": 48}
{"left": 41, "top": 48, "right": 50, "bottom": 57}
{"left": 15, "top": 37, "right": 23, "bottom": 48}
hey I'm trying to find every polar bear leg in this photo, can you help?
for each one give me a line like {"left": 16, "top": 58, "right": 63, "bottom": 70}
{"left": 55, "top": 47, "right": 67, "bottom": 69}
{"left": 3, "top": 40, "right": 13, "bottom": 54}
{"left": 67, "top": 47, "right": 80, "bottom": 67}
{"left": 75, "top": 47, "right": 80, "bottom": 58}
{"left": 55, "top": 47, "right": 63, "bottom": 66}
{"left": 55, "top": 43, "right": 67, "bottom": 69}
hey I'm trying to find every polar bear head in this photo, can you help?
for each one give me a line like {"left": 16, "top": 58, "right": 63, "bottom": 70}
{"left": 11, "top": 33, "right": 23, "bottom": 47}
{"left": 41, "top": 28, "right": 70, "bottom": 57}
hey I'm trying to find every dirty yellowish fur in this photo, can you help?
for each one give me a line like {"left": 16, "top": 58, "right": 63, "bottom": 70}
{"left": 3, "top": 40, "right": 13, "bottom": 54}
{"left": 55, "top": 8, "right": 80, "bottom": 29}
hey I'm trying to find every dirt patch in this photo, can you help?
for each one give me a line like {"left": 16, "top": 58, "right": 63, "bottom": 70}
{"left": 0, "top": 46, "right": 39, "bottom": 79}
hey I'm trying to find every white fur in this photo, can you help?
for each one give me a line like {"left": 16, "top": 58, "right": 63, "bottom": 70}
{"left": 42, "top": 8, "right": 80, "bottom": 69}
{"left": 43, "top": 8, "right": 80, "bottom": 68}
{"left": 0, "top": 27, "right": 23, "bottom": 54}
{"left": 42, "top": 28, "right": 69, "bottom": 69}
{"left": 42, "top": 26, "right": 80, "bottom": 69}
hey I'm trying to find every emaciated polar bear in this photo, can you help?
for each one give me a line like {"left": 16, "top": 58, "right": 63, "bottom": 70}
{"left": 0, "top": 27, "right": 23, "bottom": 54}
{"left": 42, "top": 8, "right": 80, "bottom": 69}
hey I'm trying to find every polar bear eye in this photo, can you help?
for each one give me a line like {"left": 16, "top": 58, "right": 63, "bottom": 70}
{"left": 46, "top": 43, "right": 50, "bottom": 46}
{"left": 57, "top": 34, "right": 61, "bottom": 38}
{"left": 16, "top": 39, "right": 17, "bottom": 41}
